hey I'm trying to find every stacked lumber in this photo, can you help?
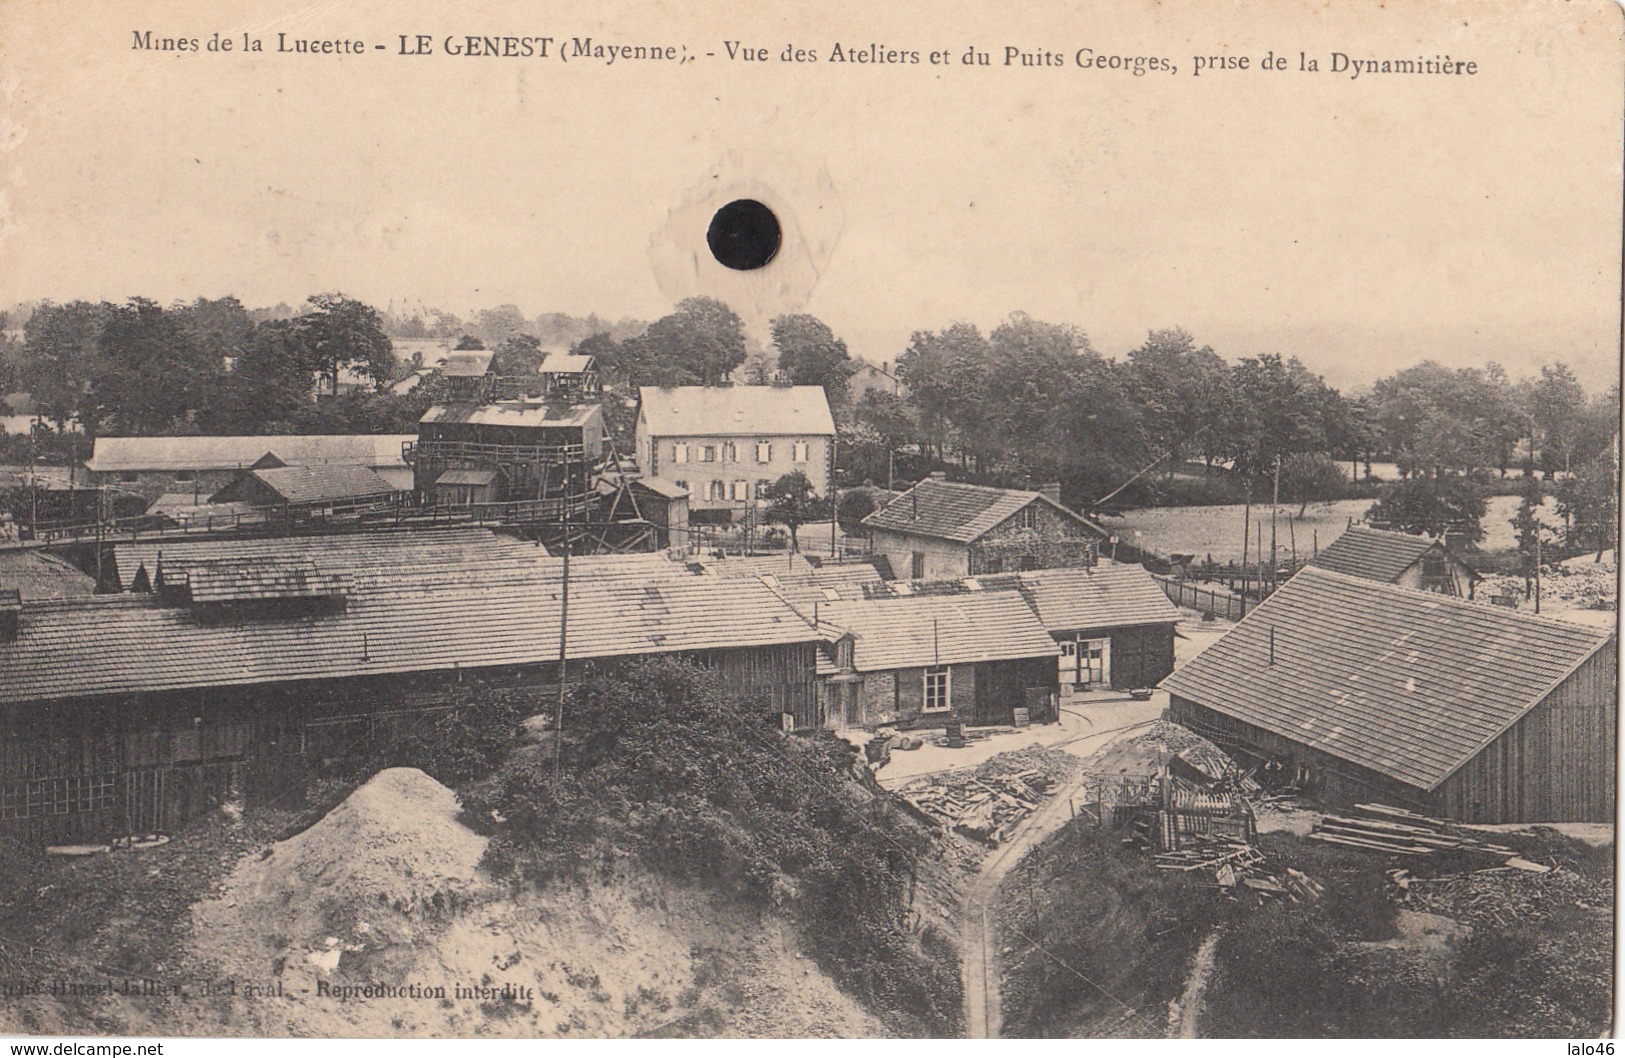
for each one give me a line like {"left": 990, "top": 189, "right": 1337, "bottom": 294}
{"left": 1307, "top": 803, "right": 1518, "bottom": 860}
{"left": 1154, "top": 835, "right": 1260, "bottom": 874}
{"left": 896, "top": 768, "right": 1053, "bottom": 845}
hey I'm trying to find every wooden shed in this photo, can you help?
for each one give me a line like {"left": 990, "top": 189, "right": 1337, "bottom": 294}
{"left": 1161, "top": 567, "right": 1616, "bottom": 823}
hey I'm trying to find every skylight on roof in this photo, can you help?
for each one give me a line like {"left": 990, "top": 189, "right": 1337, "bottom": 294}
{"left": 893, "top": 584, "right": 913, "bottom": 596}
{"left": 964, "top": 578, "right": 983, "bottom": 591}
{"left": 821, "top": 587, "right": 840, "bottom": 601}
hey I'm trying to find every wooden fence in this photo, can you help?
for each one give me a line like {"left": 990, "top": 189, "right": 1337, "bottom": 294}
{"left": 1154, "top": 575, "right": 1249, "bottom": 621}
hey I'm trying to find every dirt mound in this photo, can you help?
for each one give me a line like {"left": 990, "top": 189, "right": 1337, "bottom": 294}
{"left": 192, "top": 767, "right": 491, "bottom": 1017}
{"left": 187, "top": 770, "right": 890, "bottom": 1037}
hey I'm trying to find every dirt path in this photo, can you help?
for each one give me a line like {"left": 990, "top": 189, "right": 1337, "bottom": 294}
{"left": 1174, "top": 931, "right": 1219, "bottom": 1038}
{"left": 961, "top": 770, "right": 1094, "bottom": 1038}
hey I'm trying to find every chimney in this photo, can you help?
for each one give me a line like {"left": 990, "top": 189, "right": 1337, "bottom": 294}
{"left": 0, "top": 589, "right": 19, "bottom": 642}
{"left": 1039, "top": 482, "right": 1062, "bottom": 505}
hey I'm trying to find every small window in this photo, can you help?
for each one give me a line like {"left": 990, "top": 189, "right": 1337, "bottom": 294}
{"left": 673, "top": 480, "right": 689, "bottom": 493}
{"left": 120, "top": 472, "right": 139, "bottom": 484}
{"left": 700, "top": 445, "right": 716, "bottom": 463}
{"left": 174, "top": 470, "right": 196, "bottom": 483}
{"left": 756, "top": 441, "right": 772, "bottom": 463}
{"left": 985, "top": 557, "right": 1004, "bottom": 574}
{"left": 673, "top": 443, "right": 689, "bottom": 463}
{"left": 723, "top": 442, "right": 737, "bottom": 462}
{"left": 922, "top": 666, "right": 951, "bottom": 713}
{"left": 731, "top": 479, "right": 748, "bottom": 501}
{"left": 821, "top": 587, "right": 840, "bottom": 602}
{"left": 792, "top": 441, "right": 809, "bottom": 463}
{"left": 709, "top": 480, "right": 726, "bottom": 501}
{"left": 757, "top": 478, "right": 772, "bottom": 496}
{"left": 911, "top": 551, "right": 926, "bottom": 579}
{"left": 1018, "top": 506, "right": 1037, "bottom": 530}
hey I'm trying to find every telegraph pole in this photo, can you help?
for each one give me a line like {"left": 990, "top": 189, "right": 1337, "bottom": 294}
{"left": 554, "top": 444, "right": 572, "bottom": 783}
{"left": 1270, "top": 455, "right": 1280, "bottom": 593}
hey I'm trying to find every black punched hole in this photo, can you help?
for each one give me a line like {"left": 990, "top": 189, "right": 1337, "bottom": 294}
{"left": 707, "top": 199, "right": 781, "bottom": 270}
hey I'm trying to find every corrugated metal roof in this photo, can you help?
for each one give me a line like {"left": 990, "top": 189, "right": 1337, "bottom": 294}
{"left": 817, "top": 591, "right": 1058, "bottom": 673}
{"left": 637, "top": 386, "right": 836, "bottom": 437}
{"left": 114, "top": 528, "right": 544, "bottom": 591}
{"left": 233, "top": 465, "right": 399, "bottom": 505}
{"left": 862, "top": 478, "right": 1106, "bottom": 544}
{"left": 419, "top": 401, "right": 603, "bottom": 429}
{"left": 539, "top": 352, "right": 596, "bottom": 374}
{"left": 0, "top": 553, "right": 818, "bottom": 706}
{"left": 1307, "top": 524, "right": 1478, "bottom": 583}
{"left": 433, "top": 468, "right": 499, "bottom": 487}
{"left": 441, "top": 351, "right": 493, "bottom": 377}
{"left": 1159, "top": 567, "right": 1614, "bottom": 791}
{"left": 86, "top": 435, "right": 415, "bottom": 473}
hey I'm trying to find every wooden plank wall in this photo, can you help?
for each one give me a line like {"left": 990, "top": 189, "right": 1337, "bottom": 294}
{"left": 1435, "top": 641, "right": 1617, "bottom": 823}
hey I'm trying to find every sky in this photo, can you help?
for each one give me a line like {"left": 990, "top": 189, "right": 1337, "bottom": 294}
{"left": 1, "top": 0, "right": 1621, "bottom": 392}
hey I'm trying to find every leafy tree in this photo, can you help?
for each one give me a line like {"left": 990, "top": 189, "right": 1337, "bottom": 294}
{"left": 1554, "top": 448, "right": 1618, "bottom": 559}
{"left": 93, "top": 297, "right": 219, "bottom": 434}
{"left": 1368, "top": 473, "right": 1488, "bottom": 543}
{"left": 1371, "top": 362, "right": 1507, "bottom": 477}
{"left": 1510, "top": 476, "right": 1553, "bottom": 593}
{"left": 835, "top": 487, "right": 878, "bottom": 535}
{"left": 761, "top": 470, "right": 829, "bottom": 551}
{"left": 619, "top": 297, "right": 746, "bottom": 388}
{"left": 1530, "top": 363, "right": 1587, "bottom": 478}
{"left": 572, "top": 332, "right": 622, "bottom": 383}
{"left": 895, "top": 322, "right": 991, "bottom": 464}
{"left": 1279, "top": 453, "right": 1348, "bottom": 513}
{"left": 296, "top": 293, "right": 394, "bottom": 397}
{"left": 1226, "top": 354, "right": 1338, "bottom": 482}
{"left": 453, "top": 334, "right": 486, "bottom": 351}
{"left": 475, "top": 304, "right": 530, "bottom": 348}
{"left": 1125, "top": 328, "right": 1230, "bottom": 476}
{"left": 772, "top": 314, "right": 855, "bottom": 407}
{"left": 205, "top": 318, "right": 317, "bottom": 433}
{"left": 18, "top": 300, "right": 113, "bottom": 428}
{"left": 491, "top": 333, "right": 544, "bottom": 377}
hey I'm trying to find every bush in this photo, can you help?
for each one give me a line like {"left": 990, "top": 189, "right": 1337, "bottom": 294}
{"left": 464, "top": 657, "right": 962, "bottom": 1036}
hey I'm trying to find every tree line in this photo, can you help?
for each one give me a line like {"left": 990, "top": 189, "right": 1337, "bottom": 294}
{"left": 2, "top": 292, "right": 1615, "bottom": 552}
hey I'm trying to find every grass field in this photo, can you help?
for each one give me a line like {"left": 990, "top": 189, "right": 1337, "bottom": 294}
{"left": 1103, "top": 495, "right": 1556, "bottom": 566}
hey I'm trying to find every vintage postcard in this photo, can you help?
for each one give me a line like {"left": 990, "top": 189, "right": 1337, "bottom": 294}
{"left": 0, "top": 0, "right": 1618, "bottom": 1046}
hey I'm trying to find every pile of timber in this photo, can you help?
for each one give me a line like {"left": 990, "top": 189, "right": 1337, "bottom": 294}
{"left": 1307, "top": 803, "right": 1518, "bottom": 861}
{"left": 897, "top": 768, "right": 1055, "bottom": 845}
{"left": 1152, "top": 834, "right": 1325, "bottom": 903}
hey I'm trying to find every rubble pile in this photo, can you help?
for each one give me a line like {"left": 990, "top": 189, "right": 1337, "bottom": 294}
{"left": 1400, "top": 863, "right": 1609, "bottom": 931}
{"left": 1476, "top": 559, "right": 1617, "bottom": 615}
{"left": 895, "top": 748, "right": 1076, "bottom": 845}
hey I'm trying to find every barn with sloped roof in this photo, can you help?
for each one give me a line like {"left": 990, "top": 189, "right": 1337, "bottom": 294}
{"left": 1162, "top": 567, "right": 1616, "bottom": 823}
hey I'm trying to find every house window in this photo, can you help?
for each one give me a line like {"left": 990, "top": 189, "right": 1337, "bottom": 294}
{"left": 792, "top": 441, "right": 809, "bottom": 463}
{"left": 723, "top": 442, "right": 737, "bottom": 462}
{"left": 922, "top": 666, "right": 951, "bottom": 713}
{"left": 673, "top": 480, "right": 689, "bottom": 494}
{"left": 673, "top": 443, "right": 689, "bottom": 463}
{"left": 985, "top": 557, "right": 1004, "bottom": 574}
{"left": 911, "top": 551, "right": 926, "bottom": 579}
{"left": 1018, "top": 506, "right": 1037, "bottom": 530}
{"left": 731, "top": 480, "right": 747, "bottom": 501}
{"left": 708, "top": 480, "right": 726, "bottom": 502}
{"left": 700, "top": 445, "right": 716, "bottom": 463}
{"left": 1420, "top": 554, "right": 1453, "bottom": 594}
{"left": 174, "top": 470, "right": 196, "bottom": 483}
{"left": 120, "top": 472, "right": 139, "bottom": 484}
{"left": 757, "top": 478, "right": 772, "bottom": 496}
{"left": 756, "top": 441, "right": 772, "bottom": 463}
